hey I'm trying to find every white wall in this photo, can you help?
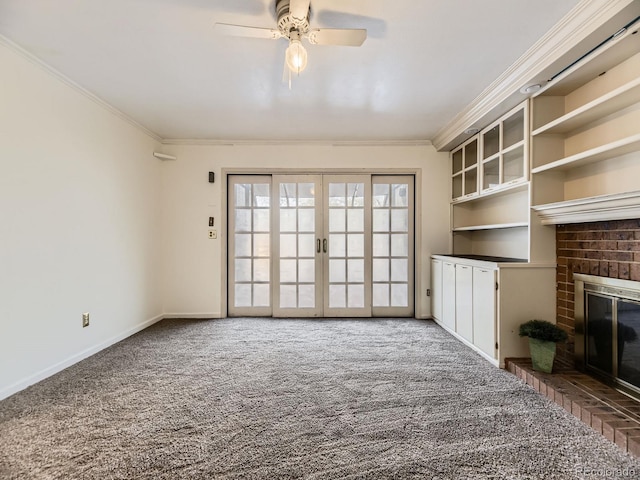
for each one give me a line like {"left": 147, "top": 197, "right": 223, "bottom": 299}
{"left": 160, "top": 143, "right": 450, "bottom": 319}
{"left": 0, "top": 42, "right": 164, "bottom": 399}
{"left": 0, "top": 40, "right": 450, "bottom": 400}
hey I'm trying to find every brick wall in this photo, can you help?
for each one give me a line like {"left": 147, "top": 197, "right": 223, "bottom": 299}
{"left": 556, "top": 219, "right": 640, "bottom": 365}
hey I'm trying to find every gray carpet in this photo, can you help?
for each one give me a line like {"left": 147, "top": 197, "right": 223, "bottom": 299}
{"left": 1, "top": 318, "right": 639, "bottom": 479}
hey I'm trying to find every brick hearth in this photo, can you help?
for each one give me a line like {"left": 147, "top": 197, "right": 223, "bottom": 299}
{"left": 506, "top": 358, "right": 640, "bottom": 458}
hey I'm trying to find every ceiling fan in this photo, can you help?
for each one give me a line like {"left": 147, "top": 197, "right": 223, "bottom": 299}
{"left": 214, "top": 0, "right": 367, "bottom": 83}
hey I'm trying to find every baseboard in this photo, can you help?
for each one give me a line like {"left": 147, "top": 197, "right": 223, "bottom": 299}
{"left": 0, "top": 314, "right": 164, "bottom": 401}
{"left": 162, "top": 313, "right": 223, "bottom": 319}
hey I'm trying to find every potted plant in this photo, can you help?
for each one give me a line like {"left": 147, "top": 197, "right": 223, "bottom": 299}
{"left": 519, "top": 319, "right": 568, "bottom": 373}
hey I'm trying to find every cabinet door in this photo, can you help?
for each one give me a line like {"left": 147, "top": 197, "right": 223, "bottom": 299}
{"left": 441, "top": 262, "right": 456, "bottom": 331}
{"left": 473, "top": 267, "right": 497, "bottom": 358}
{"left": 480, "top": 102, "right": 527, "bottom": 193}
{"left": 431, "top": 259, "right": 443, "bottom": 321}
{"left": 455, "top": 265, "right": 473, "bottom": 343}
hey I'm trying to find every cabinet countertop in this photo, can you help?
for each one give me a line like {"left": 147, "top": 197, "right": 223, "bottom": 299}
{"left": 432, "top": 254, "right": 556, "bottom": 269}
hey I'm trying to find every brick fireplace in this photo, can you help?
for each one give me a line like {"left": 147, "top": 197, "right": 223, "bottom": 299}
{"left": 556, "top": 219, "right": 640, "bottom": 366}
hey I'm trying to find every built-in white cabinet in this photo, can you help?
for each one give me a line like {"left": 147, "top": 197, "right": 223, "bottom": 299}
{"left": 472, "top": 267, "right": 496, "bottom": 358}
{"left": 431, "top": 255, "right": 556, "bottom": 367}
{"left": 530, "top": 23, "right": 640, "bottom": 223}
{"left": 455, "top": 264, "right": 473, "bottom": 343}
{"left": 441, "top": 260, "right": 456, "bottom": 331}
{"left": 451, "top": 136, "right": 479, "bottom": 201}
{"left": 435, "top": 9, "right": 640, "bottom": 370}
{"left": 480, "top": 103, "right": 528, "bottom": 193}
{"left": 449, "top": 100, "right": 543, "bottom": 261}
{"left": 431, "top": 258, "right": 443, "bottom": 322}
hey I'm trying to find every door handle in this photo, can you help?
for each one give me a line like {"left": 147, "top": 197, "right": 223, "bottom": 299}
{"left": 317, "top": 238, "right": 321, "bottom": 254}
{"left": 323, "top": 238, "right": 327, "bottom": 253}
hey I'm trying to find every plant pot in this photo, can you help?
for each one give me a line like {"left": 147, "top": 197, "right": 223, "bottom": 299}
{"left": 528, "top": 338, "right": 556, "bottom": 373}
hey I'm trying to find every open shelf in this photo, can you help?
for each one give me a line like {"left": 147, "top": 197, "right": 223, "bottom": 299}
{"left": 539, "top": 21, "right": 640, "bottom": 97}
{"left": 452, "top": 222, "right": 528, "bottom": 232}
{"left": 532, "top": 78, "right": 640, "bottom": 136}
{"left": 531, "top": 133, "right": 640, "bottom": 174}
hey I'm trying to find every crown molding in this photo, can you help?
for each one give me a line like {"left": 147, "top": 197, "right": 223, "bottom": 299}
{"left": 0, "top": 33, "right": 162, "bottom": 143}
{"left": 161, "top": 138, "right": 432, "bottom": 147}
{"left": 432, "top": 0, "right": 635, "bottom": 151}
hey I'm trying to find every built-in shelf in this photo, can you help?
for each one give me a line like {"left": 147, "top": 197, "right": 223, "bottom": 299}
{"left": 438, "top": 9, "right": 640, "bottom": 374}
{"left": 539, "top": 21, "right": 640, "bottom": 97}
{"left": 532, "top": 190, "right": 640, "bottom": 225}
{"left": 452, "top": 222, "right": 528, "bottom": 232}
{"left": 532, "top": 78, "right": 640, "bottom": 136}
{"left": 531, "top": 133, "right": 640, "bottom": 174}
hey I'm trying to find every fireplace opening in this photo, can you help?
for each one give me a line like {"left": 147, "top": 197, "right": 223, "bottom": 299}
{"left": 575, "top": 274, "right": 640, "bottom": 400}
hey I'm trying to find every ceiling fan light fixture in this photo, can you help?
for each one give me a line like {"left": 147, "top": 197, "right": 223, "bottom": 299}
{"left": 286, "top": 38, "right": 308, "bottom": 74}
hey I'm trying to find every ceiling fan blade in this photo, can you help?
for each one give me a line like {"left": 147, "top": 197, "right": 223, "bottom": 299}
{"left": 315, "top": 11, "right": 387, "bottom": 39}
{"left": 214, "top": 23, "right": 281, "bottom": 40}
{"left": 290, "top": 0, "right": 311, "bottom": 22}
{"left": 307, "top": 29, "right": 367, "bottom": 47}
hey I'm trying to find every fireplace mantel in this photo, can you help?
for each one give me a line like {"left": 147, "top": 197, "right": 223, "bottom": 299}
{"left": 532, "top": 190, "right": 640, "bottom": 225}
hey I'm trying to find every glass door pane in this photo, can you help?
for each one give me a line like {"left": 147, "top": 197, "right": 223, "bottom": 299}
{"left": 482, "top": 158, "right": 499, "bottom": 190}
{"left": 371, "top": 176, "right": 414, "bottom": 316}
{"left": 323, "top": 175, "right": 371, "bottom": 317}
{"left": 586, "top": 293, "right": 614, "bottom": 375}
{"left": 617, "top": 299, "right": 640, "bottom": 388}
{"left": 228, "top": 176, "right": 272, "bottom": 316}
{"left": 503, "top": 146, "right": 524, "bottom": 183}
{"left": 273, "top": 175, "right": 323, "bottom": 317}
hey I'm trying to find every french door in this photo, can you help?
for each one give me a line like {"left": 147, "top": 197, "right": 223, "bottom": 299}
{"left": 228, "top": 174, "right": 414, "bottom": 317}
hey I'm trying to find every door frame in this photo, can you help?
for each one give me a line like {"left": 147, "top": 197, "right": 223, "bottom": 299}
{"left": 221, "top": 168, "right": 423, "bottom": 318}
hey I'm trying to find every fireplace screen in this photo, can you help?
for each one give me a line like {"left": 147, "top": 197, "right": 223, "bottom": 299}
{"left": 586, "top": 294, "right": 640, "bottom": 381}
{"left": 580, "top": 277, "right": 640, "bottom": 396}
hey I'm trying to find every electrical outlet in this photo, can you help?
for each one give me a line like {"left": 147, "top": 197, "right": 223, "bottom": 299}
{"left": 426, "top": 289, "right": 431, "bottom": 297}
{"left": 82, "top": 312, "right": 90, "bottom": 328}
{"left": 208, "top": 230, "right": 217, "bottom": 239}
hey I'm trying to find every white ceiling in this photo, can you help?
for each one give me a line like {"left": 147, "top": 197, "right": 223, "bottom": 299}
{"left": 0, "top": 0, "right": 581, "bottom": 142}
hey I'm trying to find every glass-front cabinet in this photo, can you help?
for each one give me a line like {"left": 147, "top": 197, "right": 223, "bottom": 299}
{"left": 451, "top": 135, "right": 479, "bottom": 200}
{"left": 480, "top": 102, "right": 527, "bottom": 193}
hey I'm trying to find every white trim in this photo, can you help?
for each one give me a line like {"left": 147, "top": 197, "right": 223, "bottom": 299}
{"left": 532, "top": 190, "right": 640, "bottom": 225}
{"left": 0, "top": 33, "right": 162, "bottom": 143}
{"left": 432, "top": 0, "right": 634, "bottom": 151}
{"left": 162, "top": 313, "right": 223, "bottom": 319}
{"left": 161, "top": 138, "right": 432, "bottom": 147}
{"left": 0, "top": 314, "right": 164, "bottom": 401}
